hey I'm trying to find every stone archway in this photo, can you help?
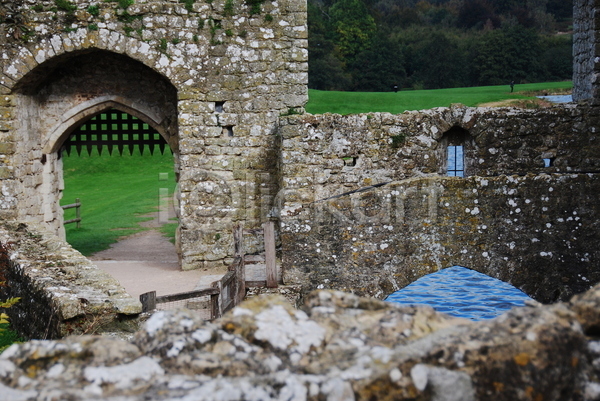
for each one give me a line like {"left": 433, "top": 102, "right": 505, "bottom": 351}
{"left": 11, "top": 50, "right": 179, "bottom": 242}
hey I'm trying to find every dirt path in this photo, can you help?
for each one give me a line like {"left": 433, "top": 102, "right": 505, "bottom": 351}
{"left": 89, "top": 208, "right": 222, "bottom": 300}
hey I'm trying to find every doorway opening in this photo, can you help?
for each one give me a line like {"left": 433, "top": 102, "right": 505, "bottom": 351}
{"left": 60, "top": 108, "right": 178, "bottom": 258}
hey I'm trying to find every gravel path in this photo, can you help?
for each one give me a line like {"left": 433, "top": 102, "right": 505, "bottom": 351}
{"left": 90, "top": 230, "right": 212, "bottom": 299}
{"left": 89, "top": 208, "right": 224, "bottom": 300}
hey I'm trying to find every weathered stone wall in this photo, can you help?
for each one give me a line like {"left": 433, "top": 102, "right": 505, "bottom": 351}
{"left": 277, "top": 105, "right": 600, "bottom": 303}
{"left": 573, "top": 0, "right": 599, "bottom": 102}
{"left": 0, "top": 0, "right": 308, "bottom": 270}
{"left": 0, "top": 222, "right": 141, "bottom": 339}
{"left": 3, "top": 288, "right": 600, "bottom": 400}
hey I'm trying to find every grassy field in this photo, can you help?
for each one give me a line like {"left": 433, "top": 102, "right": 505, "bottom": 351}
{"left": 61, "top": 148, "right": 177, "bottom": 256}
{"left": 305, "top": 81, "right": 573, "bottom": 115}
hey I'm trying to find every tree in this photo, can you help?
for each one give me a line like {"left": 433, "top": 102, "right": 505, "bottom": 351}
{"left": 457, "top": 0, "right": 500, "bottom": 29}
{"left": 349, "top": 32, "right": 407, "bottom": 91}
{"left": 329, "top": 0, "right": 377, "bottom": 60}
{"left": 403, "top": 29, "right": 467, "bottom": 89}
{"left": 472, "top": 25, "right": 545, "bottom": 85}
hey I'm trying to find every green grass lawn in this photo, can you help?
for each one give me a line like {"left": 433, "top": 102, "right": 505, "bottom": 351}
{"left": 305, "top": 81, "right": 573, "bottom": 115}
{"left": 61, "top": 148, "right": 177, "bottom": 256}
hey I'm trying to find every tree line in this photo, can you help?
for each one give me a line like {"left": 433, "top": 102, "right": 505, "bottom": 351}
{"left": 308, "top": 0, "right": 573, "bottom": 91}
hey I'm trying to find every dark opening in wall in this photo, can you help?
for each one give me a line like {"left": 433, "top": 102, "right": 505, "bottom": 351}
{"left": 223, "top": 126, "right": 234, "bottom": 137}
{"left": 543, "top": 158, "right": 555, "bottom": 167}
{"left": 343, "top": 156, "right": 358, "bottom": 167}
{"left": 215, "top": 101, "right": 225, "bottom": 113}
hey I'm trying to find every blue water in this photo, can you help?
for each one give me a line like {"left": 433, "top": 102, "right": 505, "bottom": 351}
{"left": 385, "top": 266, "right": 532, "bottom": 321}
{"left": 537, "top": 95, "right": 572, "bottom": 103}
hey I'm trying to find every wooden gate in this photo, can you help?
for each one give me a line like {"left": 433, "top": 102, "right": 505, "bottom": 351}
{"left": 61, "top": 109, "right": 168, "bottom": 156}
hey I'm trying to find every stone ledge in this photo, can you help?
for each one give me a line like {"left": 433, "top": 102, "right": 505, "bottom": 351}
{"left": 0, "top": 221, "right": 142, "bottom": 339}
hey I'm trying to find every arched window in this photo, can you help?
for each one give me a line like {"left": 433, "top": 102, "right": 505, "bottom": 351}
{"left": 440, "top": 126, "right": 473, "bottom": 177}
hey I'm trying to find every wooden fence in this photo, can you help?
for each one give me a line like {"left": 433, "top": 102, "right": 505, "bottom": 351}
{"left": 62, "top": 198, "right": 81, "bottom": 228}
{"left": 139, "top": 222, "right": 277, "bottom": 319}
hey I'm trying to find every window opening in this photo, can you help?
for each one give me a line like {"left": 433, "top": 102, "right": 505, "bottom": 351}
{"left": 215, "top": 101, "right": 225, "bottom": 113}
{"left": 543, "top": 158, "right": 554, "bottom": 168}
{"left": 343, "top": 156, "right": 358, "bottom": 167}
{"left": 447, "top": 145, "right": 464, "bottom": 177}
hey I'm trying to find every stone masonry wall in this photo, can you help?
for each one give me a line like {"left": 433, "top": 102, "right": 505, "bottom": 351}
{"left": 277, "top": 105, "right": 600, "bottom": 303}
{"left": 0, "top": 0, "right": 308, "bottom": 270}
{"left": 0, "top": 221, "right": 141, "bottom": 339}
{"left": 573, "top": 0, "right": 599, "bottom": 102}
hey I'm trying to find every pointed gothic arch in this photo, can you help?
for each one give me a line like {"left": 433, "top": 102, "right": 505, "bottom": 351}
{"left": 11, "top": 49, "right": 179, "bottom": 245}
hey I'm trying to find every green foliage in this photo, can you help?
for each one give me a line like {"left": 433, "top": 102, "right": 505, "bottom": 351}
{"left": 159, "top": 38, "right": 168, "bottom": 52}
{"left": 209, "top": 18, "right": 222, "bottom": 44}
{"left": 117, "top": 0, "right": 134, "bottom": 9}
{"left": 245, "top": 0, "right": 264, "bottom": 15}
{"left": 239, "top": 29, "right": 247, "bottom": 38}
{"left": 472, "top": 25, "right": 545, "bottom": 86}
{"left": 305, "top": 81, "right": 573, "bottom": 115}
{"left": 62, "top": 148, "right": 177, "bottom": 256}
{"left": 329, "top": 0, "right": 376, "bottom": 59}
{"left": 225, "top": 29, "right": 233, "bottom": 37}
{"left": 307, "top": 0, "right": 573, "bottom": 91}
{"left": 223, "top": 0, "right": 234, "bottom": 16}
{"left": 179, "top": 0, "right": 196, "bottom": 13}
{"left": 0, "top": 277, "right": 20, "bottom": 346}
{"left": 264, "top": 13, "right": 273, "bottom": 22}
{"left": 198, "top": 18, "right": 205, "bottom": 29}
{"left": 171, "top": 38, "right": 181, "bottom": 44}
{"left": 0, "top": 323, "right": 22, "bottom": 353}
{"left": 117, "top": 11, "right": 141, "bottom": 23}
{"left": 32, "top": 5, "right": 45, "bottom": 12}
{"left": 390, "top": 134, "right": 406, "bottom": 148}
{"left": 87, "top": 5, "right": 100, "bottom": 16}
{"left": 55, "top": 0, "right": 77, "bottom": 13}
{"left": 88, "top": 23, "right": 99, "bottom": 31}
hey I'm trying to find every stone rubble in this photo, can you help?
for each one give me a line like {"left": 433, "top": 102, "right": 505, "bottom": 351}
{"left": 1, "top": 287, "right": 600, "bottom": 400}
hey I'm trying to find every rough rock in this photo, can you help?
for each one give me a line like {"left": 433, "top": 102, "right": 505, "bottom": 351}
{"left": 1, "top": 286, "right": 600, "bottom": 400}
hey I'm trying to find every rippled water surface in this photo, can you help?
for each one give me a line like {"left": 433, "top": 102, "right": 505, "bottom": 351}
{"left": 385, "top": 266, "right": 532, "bottom": 321}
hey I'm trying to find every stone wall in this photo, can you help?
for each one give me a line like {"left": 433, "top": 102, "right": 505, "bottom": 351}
{"left": 0, "top": 0, "right": 308, "bottom": 270}
{"left": 0, "top": 222, "right": 141, "bottom": 339}
{"left": 277, "top": 105, "right": 600, "bottom": 303}
{"left": 573, "top": 0, "right": 599, "bottom": 102}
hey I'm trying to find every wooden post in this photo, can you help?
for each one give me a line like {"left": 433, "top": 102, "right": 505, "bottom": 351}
{"left": 263, "top": 221, "right": 278, "bottom": 288}
{"left": 233, "top": 223, "right": 245, "bottom": 305}
{"left": 210, "top": 293, "right": 219, "bottom": 320}
{"left": 75, "top": 198, "right": 81, "bottom": 228}
{"left": 139, "top": 291, "right": 156, "bottom": 312}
